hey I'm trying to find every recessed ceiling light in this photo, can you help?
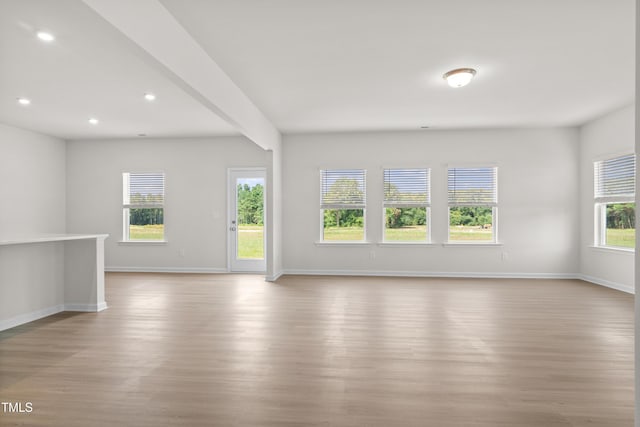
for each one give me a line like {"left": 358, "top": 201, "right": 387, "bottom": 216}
{"left": 88, "top": 118, "right": 99, "bottom": 125}
{"left": 420, "top": 126, "right": 430, "bottom": 129}
{"left": 443, "top": 68, "right": 477, "bottom": 88}
{"left": 144, "top": 93, "right": 156, "bottom": 101}
{"left": 137, "top": 133, "right": 147, "bottom": 137}
{"left": 36, "top": 31, "right": 55, "bottom": 42}
{"left": 17, "top": 97, "right": 31, "bottom": 106}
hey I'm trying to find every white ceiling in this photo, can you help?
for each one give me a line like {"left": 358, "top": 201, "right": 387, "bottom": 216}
{"left": 161, "top": 0, "right": 635, "bottom": 132}
{"left": 0, "top": 0, "right": 237, "bottom": 140}
{"left": 0, "top": 0, "right": 635, "bottom": 140}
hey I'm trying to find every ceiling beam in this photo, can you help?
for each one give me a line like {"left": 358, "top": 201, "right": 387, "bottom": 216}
{"left": 82, "top": 0, "right": 280, "bottom": 151}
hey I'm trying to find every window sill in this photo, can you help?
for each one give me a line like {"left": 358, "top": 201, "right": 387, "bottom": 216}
{"left": 377, "top": 242, "right": 436, "bottom": 247}
{"left": 588, "top": 245, "right": 634, "bottom": 254}
{"left": 118, "top": 240, "right": 168, "bottom": 245}
{"left": 315, "top": 241, "right": 372, "bottom": 247}
{"left": 443, "top": 242, "right": 503, "bottom": 247}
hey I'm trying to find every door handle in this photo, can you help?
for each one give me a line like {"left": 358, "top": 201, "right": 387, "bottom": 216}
{"left": 230, "top": 226, "right": 236, "bottom": 231}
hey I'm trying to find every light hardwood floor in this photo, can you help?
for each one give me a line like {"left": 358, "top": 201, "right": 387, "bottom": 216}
{"left": 0, "top": 274, "right": 634, "bottom": 426}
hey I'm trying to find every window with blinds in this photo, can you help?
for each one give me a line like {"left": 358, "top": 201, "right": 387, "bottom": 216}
{"left": 447, "top": 166, "right": 497, "bottom": 243}
{"left": 320, "top": 169, "right": 366, "bottom": 241}
{"left": 383, "top": 168, "right": 430, "bottom": 242}
{"left": 448, "top": 167, "right": 497, "bottom": 206}
{"left": 594, "top": 154, "right": 635, "bottom": 202}
{"left": 383, "top": 168, "right": 430, "bottom": 207}
{"left": 320, "top": 169, "right": 366, "bottom": 209}
{"left": 122, "top": 172, "right": 165, "bottom": 241}
{"left": 123, "top": 173, "right": 165, "bottom": 207}
{"left": 594, "top": 154, "right": 636, "bottom": 249}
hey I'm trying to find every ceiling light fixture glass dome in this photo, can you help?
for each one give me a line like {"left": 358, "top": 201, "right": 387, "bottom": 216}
{"left": 36, "top": 31, "right": 55, "bottom": 42}
{"left": 443, "top": 68, "right": 477, "bottom": 88}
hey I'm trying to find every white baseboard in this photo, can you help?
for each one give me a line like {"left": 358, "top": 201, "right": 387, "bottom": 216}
{"left": 281, "top": 269, "right": 577, "bottom": 280}
{"left": 578, "top": 274, "right": 634, "bottom": 294}
{"left": 0, "top": 302, "right": 109, "bottom": 331}
{"left": 265, "top": 271, "right": 283, "bottom": 282}
{"left": 106, "top": 266, "right": 228, "bottom": 274}
{"left": 282, "top": 269, "right": 634, "bottom": 294}
{"left": 64, "top": 302, "right": 108, "bottom": 312}
{"left": 105, "top": 267, "right": 633, "bottom": 294}
{"left": 0, "top": 304, "right": 64, "bottom": 332}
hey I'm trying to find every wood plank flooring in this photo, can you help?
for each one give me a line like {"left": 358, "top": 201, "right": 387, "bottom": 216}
{"left": 0, "top": 274, "right": 634, "bottom": 426}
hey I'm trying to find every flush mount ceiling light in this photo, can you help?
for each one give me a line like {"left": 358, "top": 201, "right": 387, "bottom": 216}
{"left": 36, "top": 31, "right": 55, "bottom": 42}
{"left": 443, "top": 68, "right": 477, "bottom": 88}
{"left": 88, "top": 118, "right": 99, "bottom": 125}
{"left": 17, "top": 97, "right": 31, "bottom": 106}
{"left": 144, "top": 93, "right": 156, "bottom": 101}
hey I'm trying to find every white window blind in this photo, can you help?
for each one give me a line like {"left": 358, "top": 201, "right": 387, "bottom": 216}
{"left": 383, "top": 168, "right": 430, "bottom": 207}
{"left": 448, "top": 167, "right": 497, "bottom": 206}
{"left": 594, "top": 154, "right": 635, "bottom": 203}
{"left": 123, "top": 172, "right": 165, "bottom": 207}
{"left": 320, "top": 169, "right": 366, "bottom": 209}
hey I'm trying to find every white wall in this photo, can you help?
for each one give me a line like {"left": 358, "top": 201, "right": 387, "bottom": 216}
{"left": 579, "top": 105, "right": 635, "bottom": 292}
{"left": 0, "top": 123, "right": 66, "bottom": 236}
{"left": 66, "top": 136, "right": 268, "bottom": 271}
{"left": 282, "top": 128, "right": 580, "bottom": 277}
{"left": 0, "top": 123, "right": 67, "bottom": 329}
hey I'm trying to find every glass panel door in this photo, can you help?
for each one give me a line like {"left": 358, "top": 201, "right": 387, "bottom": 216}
{"left": 229, "top": 169, "right": 266, "bottom": 272}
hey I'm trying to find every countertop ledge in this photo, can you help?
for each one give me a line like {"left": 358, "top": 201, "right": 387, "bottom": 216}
{"left": 0, "top": 234, "right": 109, "bottom": 246}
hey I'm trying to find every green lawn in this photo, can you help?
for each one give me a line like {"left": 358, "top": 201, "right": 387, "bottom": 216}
{"left": 606, "top": 228, "right": 635, "bottom": 248}
{"left": 449, "top": 225, "right": 493, "bottom": 241}
{"left": 135, "top": 222, "right": 630, "bottom": 252}
{"left": 384, "top": 226, "right": 428, "bottom": 241}
{"left": 129, "top": 224, "right": 265, "bottom": 257}
{"left": 129, "top": 224, "right": 164, "bottom": 240}
{"left": 131, "top": 224, "right": 635, "bottom": 249}
{"left": 238, "top": 224, "right": 264, "bottom": 259}
{"left": 323, "top": 226, "right": 365, "bottom": 241}
{"left": 322, "top": 225, "right": 494, "bottom": 242}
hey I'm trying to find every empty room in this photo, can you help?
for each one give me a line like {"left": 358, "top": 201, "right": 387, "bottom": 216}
{"left": 0, "top": 0, "right": 637, "bottom": 426}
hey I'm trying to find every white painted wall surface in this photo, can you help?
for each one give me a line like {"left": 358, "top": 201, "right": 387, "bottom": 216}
{"left": 0, "top": 123, "right": 67, "bottom": 328}
{"left": 282, "top": 128, "right": 580, "bottom": 277}
{"left": 0, "top": 123, "right": 66, "bottom": 236}
{"left": 579, "top": 105, "right": 635, "bottom": 292}
{"left": 66, "top": 136, "right": 268, "bottom": 271}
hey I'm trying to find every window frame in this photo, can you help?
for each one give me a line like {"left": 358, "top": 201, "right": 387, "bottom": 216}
{"left": 319, "top": 169, "right": 367, "bottom": 243}
{"left": 382, "top": 168, "right": 431, "bottom": 243}
{"left": 593, "top": 153, "right": 636, "bottom": 251}
{"left": 122, "top": 171, "right": 166, "bottom": 243}
{"left": 447, "top": 166, "right": 498, "bottom": 244}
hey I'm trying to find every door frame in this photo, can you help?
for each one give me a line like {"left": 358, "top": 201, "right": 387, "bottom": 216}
{"left": 227, "top": 167, "right": 267, "bottom": 272}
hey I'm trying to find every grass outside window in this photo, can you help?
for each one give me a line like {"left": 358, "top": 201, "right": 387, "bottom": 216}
{"left": 129, "top": 224, "right": 164, "bottom": 240}
{"left": 322, "top": 209, "right": 365, "bottom": 241}
{"left": 448, "top": 206, "right": 494, "bottom": 242}
{"left": 384, "top": 207, "right": 428, "bottom": 242}
{"left": 237, "top": 224, "right": 264, "bottom": 259}
{"left": 127, "top": 207, "right": 164, "bottom": 241}
{"left": 601, "top": 203, "right": 635, "bottom": 249}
